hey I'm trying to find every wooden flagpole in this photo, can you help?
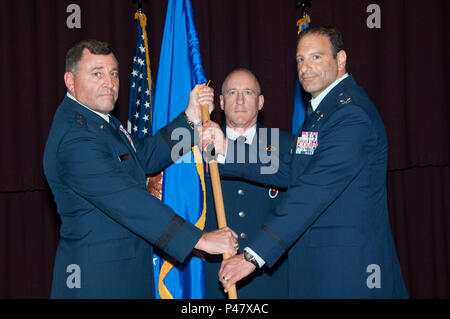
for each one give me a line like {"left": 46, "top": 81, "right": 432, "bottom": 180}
{"left": 200, "top": 102, "right": 238, "bottom": 300}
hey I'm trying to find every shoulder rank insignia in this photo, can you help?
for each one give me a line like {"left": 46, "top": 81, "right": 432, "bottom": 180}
{"left": 339, "top": 97, "right": 352, "bottom": 105}
{"left": 75, "top": 113, "right": 84, "bottom": 125}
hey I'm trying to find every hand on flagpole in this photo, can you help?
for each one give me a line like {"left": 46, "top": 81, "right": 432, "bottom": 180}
{"left": 185, "top": 84, "right": 214, "bottom": 125}
{"left": 199, "top": 120, "right": 227, "bottom": 156}
{"left": 146, "top": 172, "right": 163, "bottom": 199}
{"left": 194, "top": 227, "right": 239, "bottom": 256}
{"left": 219, "top": 254, "right": 256, "bottom": 293}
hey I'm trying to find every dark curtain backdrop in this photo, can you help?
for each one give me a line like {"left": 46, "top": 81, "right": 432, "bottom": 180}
{"left": 0, "top": 0, "right": 449, "bottom": 298}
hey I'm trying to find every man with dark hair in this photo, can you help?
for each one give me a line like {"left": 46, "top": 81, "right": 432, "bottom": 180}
{"left": 65, "top": 39, "right": 113, "bottom": 74}
{"left": 203, "top": 26, "right": 408, "bottom": 298}
{"left": 204, "top": 68, "right": 293, "bottom": 298}
{"left": 296, "top": 25, "right": 345, "bottom": 58}
{"left": 43, "top": 39, "right": 239, "bottom": 298}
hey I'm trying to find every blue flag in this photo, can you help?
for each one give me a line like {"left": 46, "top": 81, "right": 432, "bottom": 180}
{"left": 292, "top": 15, "right": 310, "bottom": 134}
{"left": 151, "top": 0, "right": 207, "bottom": 299}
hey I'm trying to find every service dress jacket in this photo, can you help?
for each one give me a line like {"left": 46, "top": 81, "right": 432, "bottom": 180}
{"left": 220, "top": 76, "right": 409, "bottom": 298}
{"left": 43, "top": 96, "right": 202, "bottom": 298}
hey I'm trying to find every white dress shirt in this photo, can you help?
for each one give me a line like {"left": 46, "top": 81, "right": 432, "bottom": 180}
{"left": 310, "top": 73, "right": 349, "bottom": 111}
{"left": 66, "top": 92, "right": 111, "bottom": 123}
{"left": 225, "top": 125, "right": 256, "bottom": 144}
{"left": 217, "top": 125, "right": 256, "bottom": 164}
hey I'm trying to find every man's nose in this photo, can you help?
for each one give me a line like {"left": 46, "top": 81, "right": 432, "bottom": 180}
{"left": 236, "top": 91, "right": 244, "bottom": 104}
{"left": 300, "top": 59, "right": 311, "bottom": 73}
{"left": 103, "top": 74, "right": 116, "bottom": 88}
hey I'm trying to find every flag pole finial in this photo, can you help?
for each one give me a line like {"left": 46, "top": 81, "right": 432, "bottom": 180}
{"left": 133, "top": 0, "right": 146, "bottom": 13}
{"left": 296, "top": 0, "right": 312, "bottom": 18}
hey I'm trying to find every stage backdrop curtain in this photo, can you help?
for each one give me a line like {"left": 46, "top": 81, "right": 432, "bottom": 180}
{"left": 0, "top": 0, "right": 448, "bottom": 298}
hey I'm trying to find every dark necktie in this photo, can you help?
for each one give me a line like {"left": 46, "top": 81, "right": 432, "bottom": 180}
{"left": 305, "top": 101, "right": 314, "bottom": 123}
{"left": 108, "top": 115, "right": 117, "bottom": 130}
{"left": 236, "top": 135, "right": 247, "bottom": 144}
{"left": 235, "top": 135, "right": 247, "bottom": 163}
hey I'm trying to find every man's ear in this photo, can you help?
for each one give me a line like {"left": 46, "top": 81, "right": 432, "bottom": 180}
{"left": 219, "top": 95, "right": 225, "bottom": 111}
{"left": 258, "top": 94, "right": 264, "bottom": 111}
{"left": 64, "top": 72, "right": 75, "bottom": 95}
{"left": 336, "top": 50, "right": 347, "bottom": 73}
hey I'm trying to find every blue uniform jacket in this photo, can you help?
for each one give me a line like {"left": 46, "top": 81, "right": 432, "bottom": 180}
{"left": 204, "top": 125, "right": 295, "bottom": 298}
{"left": 220, "top": 76, "right": 408, "bottom": 298}
{"left": 43, "top": 96, "right": 202, "bottom": 298}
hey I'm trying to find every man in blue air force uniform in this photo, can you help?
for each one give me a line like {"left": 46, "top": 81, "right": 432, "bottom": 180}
{"left": 43, "top": 40, "right": 239, "bottom": 298}
{"left": 204, "top": 69, "right": 294, "bottom": 298}
{"left": 203, "top": 27, "right": 408, "bottom": 298}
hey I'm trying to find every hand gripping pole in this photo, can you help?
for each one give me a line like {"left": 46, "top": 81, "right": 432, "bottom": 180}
{"left": 200, "top": 103, "right": 238, "bottom": 300}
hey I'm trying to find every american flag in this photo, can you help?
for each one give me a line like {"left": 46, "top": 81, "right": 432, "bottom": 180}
{"left": 128, "top": 12, "right": 153, "bottom": 138}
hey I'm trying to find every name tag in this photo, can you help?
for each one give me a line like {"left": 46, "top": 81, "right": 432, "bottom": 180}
{"left": 119, "top": 153, "right": 131, "bottom": 162}
{"left": 296, "top": 131, "right": 318, "bottom": 155}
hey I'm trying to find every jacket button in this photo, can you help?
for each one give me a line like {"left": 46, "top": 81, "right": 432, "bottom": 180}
{"left": 238, "top": 211, "right": 246, "bottom": 218}
{"left": 240, "top": 233, "right": 247, "bottom": 239}
{"left": 237, "top": 189, "right": 244, "bottom": 196}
